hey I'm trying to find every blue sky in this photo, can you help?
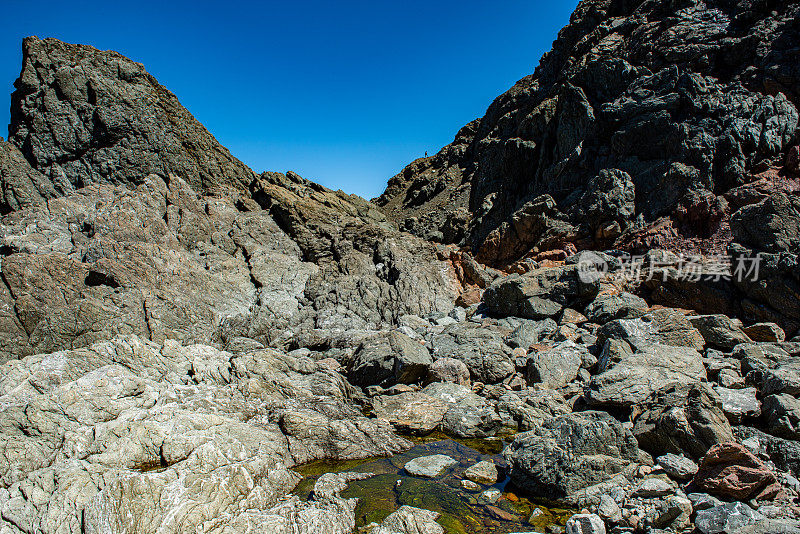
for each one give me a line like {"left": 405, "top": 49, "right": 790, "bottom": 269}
{"left": 0, "top": 0, "right": 578, "bottom": 199}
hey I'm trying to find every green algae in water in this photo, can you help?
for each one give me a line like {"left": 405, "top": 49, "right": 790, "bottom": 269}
{"left": 409, "top": 431, "right": 511, "bottom": 455}
{"left": 292, "top": 438, "right": 570, "bottom": 534}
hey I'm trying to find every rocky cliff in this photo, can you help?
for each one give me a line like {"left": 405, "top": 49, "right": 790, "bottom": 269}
{"left": 379, "top": 0, "right": 800, "bottom": 256}
{"left": 377, "top": 0, "right": 800, "bottom": 333}
{"left": 0, "top": 37, "right": 460, "bottom": 363}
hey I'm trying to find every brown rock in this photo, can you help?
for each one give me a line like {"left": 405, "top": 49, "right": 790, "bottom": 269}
{"left": 486, "top": 505, "right": 517, "bottom": 521}
{"left": 426, "top": 357, "right": 471, "bottom": 386}
{"left": 456, "top": 287, "right": 483, "bottom": 308}
{"left": 742, "top": 323, "right": 786, "bottom": 343}
{"left": 693, "top": 442, "right": 782, "bottom": 501}
{"left": 560, "top": 308, "right": 588, "bottom": 325}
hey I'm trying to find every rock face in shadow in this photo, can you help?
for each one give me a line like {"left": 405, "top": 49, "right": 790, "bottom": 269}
{"left": 376, "top": 0, "right": 800, "bottom": 265}
{"left": 9, "top": 37, "right": 255, "bottom": 196}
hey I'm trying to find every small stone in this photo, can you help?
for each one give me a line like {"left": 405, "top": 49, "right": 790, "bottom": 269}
{"left": 403, "top": 454, "right": 458, "bottom": 478}
{"left": 460, "top": 479, "right": 481, "bottom": 491}
{"left": 632, "top": 478, "right": 676, "bottom": 498}
{"left": 657, "top": 453, "right": 699, "bottom": 481}
{"left": 481, "top": 488, "right": 502, "bottom": 503}
{"left": 561, "top": 308, "right": 588, "bottom": 325}
{"left": 565, "top": 513, "right": 606, "bottom": 534}
{"left": 464, "top": 460, "right": 499, "bottom": 484}
{"left": 486, "top": 504, "right": 517, "bottom": 521}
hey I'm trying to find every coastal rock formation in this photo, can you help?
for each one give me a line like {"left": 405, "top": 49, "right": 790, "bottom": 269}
{"left": 2, "top": 1, "right": 800, "bottom": 532}
{"left": 377, "top": 0, "right": 800, "bottom": 333}
{"left": 9, "top": 37, "right": 255, "bottom": 196}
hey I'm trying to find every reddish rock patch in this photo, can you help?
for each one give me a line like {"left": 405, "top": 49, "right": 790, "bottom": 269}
{"left": 693, "top": 442, "right": 782, "bottom": 502}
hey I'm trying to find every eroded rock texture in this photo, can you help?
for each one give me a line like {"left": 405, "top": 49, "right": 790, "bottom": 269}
{"left": 376, "top": 0, "right": 800, "bottom": 333}
{"left": 0, "top": 335, "right": 408, "bottom": 533}
{"left": 378, "top": 1, "right": 800, "bottom": 261}
{"left": 9, "top": 37, "right": 255, "bottom": 196}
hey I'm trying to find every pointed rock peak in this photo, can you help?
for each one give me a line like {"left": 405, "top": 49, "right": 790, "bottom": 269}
{"left": 9, "top": 36, "right": 254, "bottom": 197}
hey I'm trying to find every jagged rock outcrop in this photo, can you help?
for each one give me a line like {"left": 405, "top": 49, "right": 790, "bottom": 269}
{"left": 2, "top": 6, "right": 800, "bottom": 532}
{"left": 0, "top": 41, "right": 460, "bottom": 363}
{"left": 9, "top": 37, "right": 255, "bottom": 196}
{"left": 0, "top": 169, "right": 458, "bottom": 362}
{"left": 376, "top": 0, "right": 800, "bottom": 333}
{"left": 378, "top": 0, "right": 800, "bottom": 257}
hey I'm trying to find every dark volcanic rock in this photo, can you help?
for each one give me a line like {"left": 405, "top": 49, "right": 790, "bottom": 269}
{"left": 377, "top": 1, "right": 800, "bottom": 268}
{"left": 8, "top": 37, "right": 255, "bottom": 196}
{"left": 483, "top": 265, "right": 599, "bottom": 320}
{"left": 504, "top": 410, "right": 643, "bottom": 500}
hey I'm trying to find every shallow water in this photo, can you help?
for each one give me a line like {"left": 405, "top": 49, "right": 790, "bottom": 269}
{"left": 293, "top": 437, "right": 572, "bottom": 533}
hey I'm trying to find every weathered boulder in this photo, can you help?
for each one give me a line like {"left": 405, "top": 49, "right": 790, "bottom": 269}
{"left": 632, "top": 382, "right": 734, "bottom": 460}
{"left": 496, "top": 387, "right": 571, "bottom": 431}
{"left": 715, "top": 386, "right": 761, "bottom": 424}
{"left": 565, "top": 513, "right": 607, "bottom": 534}
{"left": 695, "top": 502, "right": 765, "bottom": 534}
{"left": 372, "top": 392, "right": 449, "bottom": 435}
{"left": 587, "top": 344, "right": 706, "bottom": 408}
{"left": 368, "top": 506, "right": 444, "bottom": 534}
{"left": 505, "top": 318, "right": 558, "bottom": 350}
{"left": 656, "top": 453, "right": 699, "bottom": 481}
{"left": 422, "top": 382, "right": 501, "bottom": 438}
{"left": 744, "top": 348, "right": 800, "bottom": 397}
{"left": 743, "top": 323, "right": 787, "bottom": 343}
{"left": 425, "top": 357, "right": 470, "bottom": 386}
{"left": 731, "top": 193, "right": 800, "bottom": 255}
{"left": 597, "top": 309, "right": 705, "bottom": 351}
{"left": 735, "top": 426, "right": 800, "bottom": 476}
{"left": 430, "top": 323, "right": 514, "bottom": 384}
{"left": 584, "top": 292, "right": 648, "bottom": 324}
{"left": 483, "top": 266, "right": 599, "bottom": 320}
{"left": 463, "top": 460, "right": 499, "bottom": 485}
{"left": 693, "top": 443, "right": 781, "bottom": 502}
{"left": 348, "top": 331, "right": 433, "bottom": 387}
{"left": 504, "top": 411, "right": 642, "bottom": 500}
{"left": 403, "top": 455, "right": 457, "bottom": 478}
{"left": 762, "top": 394, "right": 800, "bottom": 440}
{"left": 689, "top": 315, "right": 752, "bottom": 351}
{"left": 526, "top": 340, "right": 587, "bottom": 388}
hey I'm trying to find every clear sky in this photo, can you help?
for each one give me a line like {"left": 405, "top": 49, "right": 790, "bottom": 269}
{"left": 0, "top": 0, "right": 578, "bottom": 199}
